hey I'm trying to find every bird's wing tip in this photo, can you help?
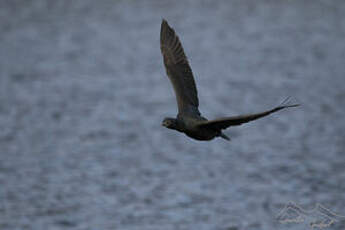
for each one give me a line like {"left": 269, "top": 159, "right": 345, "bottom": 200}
{"left": 285, "top": 104, "right": 300, "bottom": 108}
{"left": 160, "top": 19, "right": 176, "bottom": 48}
{"left": 160, "top": 18, "right": 169, "bottom": 34}
{"left": 279, "top": 97, "right": 301, "bottom": 108}
{"left": 161, "top": 18, "right": 168, "bottom": 27}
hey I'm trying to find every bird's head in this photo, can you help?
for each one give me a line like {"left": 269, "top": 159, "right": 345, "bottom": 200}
{"left": 162, "top": 117, "right": 178, "bottom": 130}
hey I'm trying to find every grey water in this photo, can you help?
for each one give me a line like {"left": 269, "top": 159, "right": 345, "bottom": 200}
{"left": 0, "top": 0, "right": 344, "bottom": 229}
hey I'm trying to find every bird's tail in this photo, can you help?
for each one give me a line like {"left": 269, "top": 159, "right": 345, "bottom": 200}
{"left": 219, "top": 132, "right": 230, "bottom": 141}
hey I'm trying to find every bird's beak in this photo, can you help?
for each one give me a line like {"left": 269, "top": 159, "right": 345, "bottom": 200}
{"left": 161, "top": 122, "right": 166, "bottom": 127}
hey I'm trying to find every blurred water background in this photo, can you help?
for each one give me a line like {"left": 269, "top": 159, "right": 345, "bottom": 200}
{"left": 0, "top": 0, "right": 345, "bottom": 229}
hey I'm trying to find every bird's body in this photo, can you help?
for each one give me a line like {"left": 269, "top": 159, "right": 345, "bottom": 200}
{"left": 160, "top": 19, "right": 299, "bottom": 141}
{"left": 175, "top": 115, "right": 219, "bottom": 141}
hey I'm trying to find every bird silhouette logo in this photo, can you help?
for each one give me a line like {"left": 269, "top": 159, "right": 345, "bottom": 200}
{"left": 277, "top": 201, "right": 345, "bottom": 229}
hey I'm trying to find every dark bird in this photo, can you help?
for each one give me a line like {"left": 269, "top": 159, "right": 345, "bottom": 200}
{"left": 160, "top": 19, "right": 299, "bottom": 141}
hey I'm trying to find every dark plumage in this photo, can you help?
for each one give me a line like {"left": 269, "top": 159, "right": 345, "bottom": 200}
{"left": 160, "top": 19, "right": 299, "bottom": 141}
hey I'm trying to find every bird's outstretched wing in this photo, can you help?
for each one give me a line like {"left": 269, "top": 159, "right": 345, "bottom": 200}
{"left": 160, "top": 19, "right": 200, "bottom": 116}
{"left": 197, "top": 99, "right": 300, "bottom": 130}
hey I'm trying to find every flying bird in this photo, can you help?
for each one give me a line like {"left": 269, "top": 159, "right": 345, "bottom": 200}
{"left": 160, "top": 19, "right": 299, "bottom": 141}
